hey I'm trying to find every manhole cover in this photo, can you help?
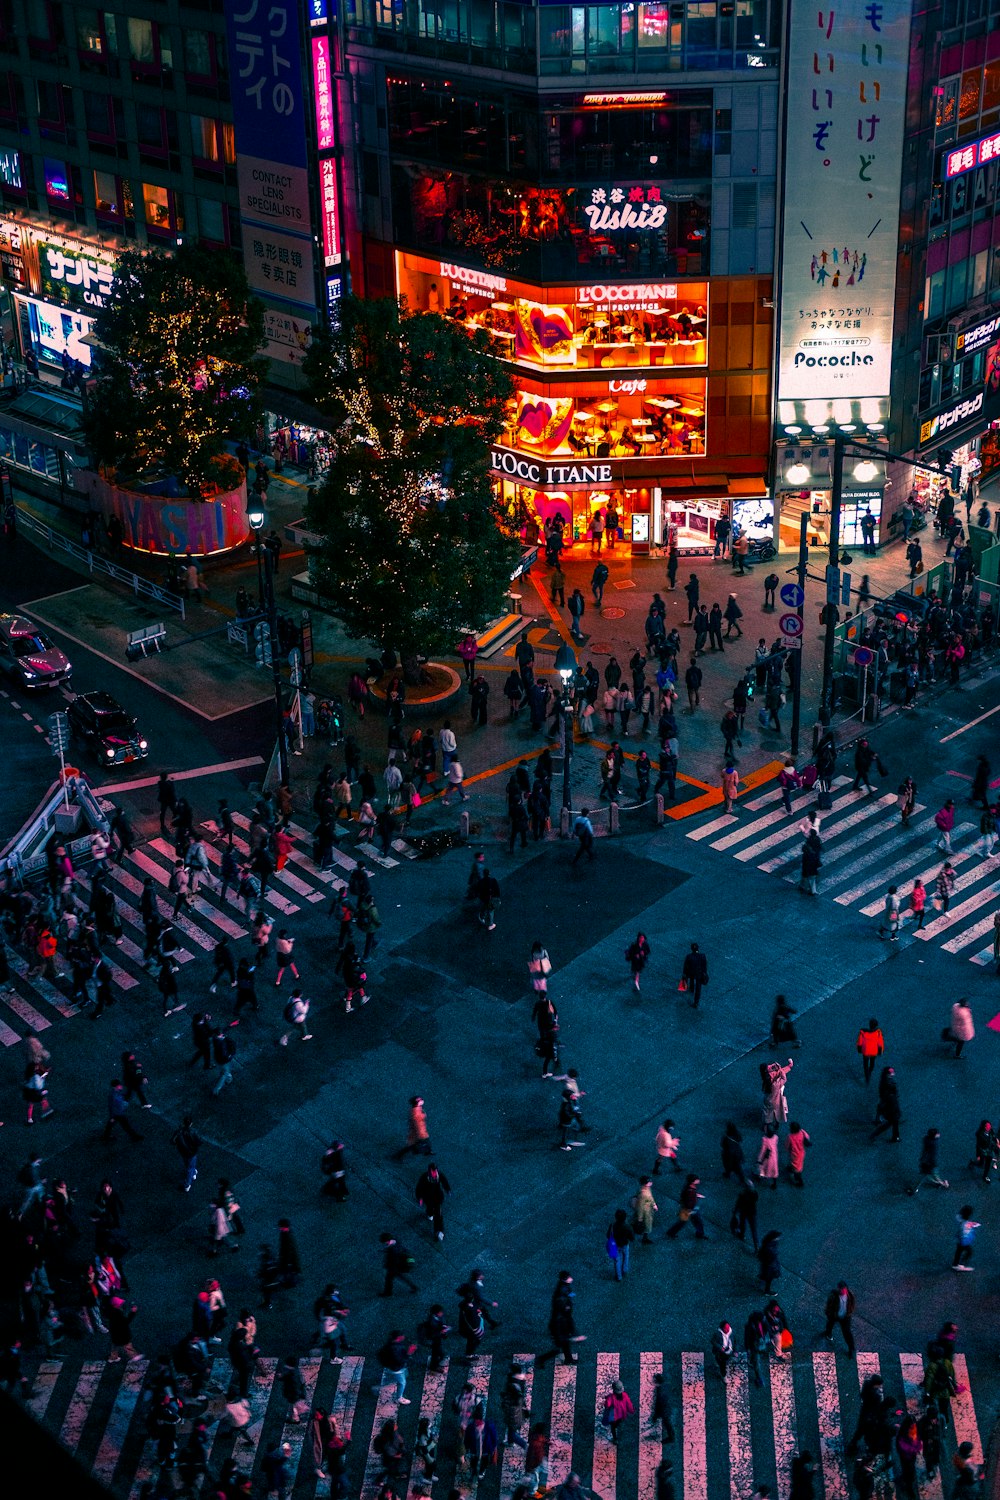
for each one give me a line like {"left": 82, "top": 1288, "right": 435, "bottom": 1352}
{"left": 589, "top": 641, "right": 614, "bottom": 654}
{"left": 612, "top": 579, "right": 636, "bottom": 590}
{"left": 601, "top": 606, "right": 626, "bottom": 619}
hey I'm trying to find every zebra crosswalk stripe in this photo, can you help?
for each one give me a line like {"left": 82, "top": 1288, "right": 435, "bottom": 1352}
{"left": 549, "top": 1359, "right": 577, "bottom": 1491}
{"left": 770, "top": 1355, "right": 797, "bottom": 1500}
{"left": 407, "top": 1357, "right": 451, "bottom": 1500}
{"left": 684, "top": 786, "right": 1000, "bottom": 969}
{"left": 726, "top": 1353, "right": 753, "bottom": 1500}
{"left": 638, "top": 1351, "right": 662, "bottom": 1500}
{"left": 900, "top": 1354, "right": 943, "bottom": 1500}
{"left": 593, "top": 1352, "right": 620, "bottom": 1500}
{"left": 59, "top": 1361, "right": 105, "bottom": 1454}
{"left": 92, "top": 1358, "right": 148, "bottom": 1488}
{"left": 764, "top": 795, "right": 909, "bottom": 876}
{"left": 813, "top": 1350, "right": 849, "bottom": 1500}
{"left": 681, "top": 1352, "right": 707, "bottom": 1500}
{"left": 21, "top": 1348, "right": 988, "bottom": 1500}
{"left": 498, "top": 1355, "right": 533, "bottom": 1500}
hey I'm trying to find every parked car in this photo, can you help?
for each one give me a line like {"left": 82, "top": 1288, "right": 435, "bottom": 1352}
{"left": 67, "top": 690, "right": 148, "bottom": 765}
{"left": 0, "top": 613, "right": 72, "bottom": 690}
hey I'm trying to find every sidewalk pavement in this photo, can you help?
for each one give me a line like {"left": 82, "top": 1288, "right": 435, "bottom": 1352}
{"left": 12, "top": 462, "right": 932, "bottom": 827}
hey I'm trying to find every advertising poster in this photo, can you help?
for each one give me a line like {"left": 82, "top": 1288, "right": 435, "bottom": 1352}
{"left": 777, "top": 0, "right": 912, "bottom": 421}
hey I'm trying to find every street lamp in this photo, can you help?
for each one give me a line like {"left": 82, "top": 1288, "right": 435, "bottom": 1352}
{"left": 248, "top": 508, "right": 290, "bottom": 787}
{"left": 555, "top": 641, "right": 578, "bottom": 813}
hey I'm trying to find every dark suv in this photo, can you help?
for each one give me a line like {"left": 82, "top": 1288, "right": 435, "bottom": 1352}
{"left": 67, "top": 690, "right": 148, "bottom": 766}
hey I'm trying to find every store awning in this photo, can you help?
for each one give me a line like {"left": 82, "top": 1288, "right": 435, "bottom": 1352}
{"left": 659, "top": 472, "right": 729, "bottom": 491}
{"left": 0, "top": 389, "right": 87, "bottom": 452}
{"left": 729, "top": 477, "right": 768, "bottom": 497}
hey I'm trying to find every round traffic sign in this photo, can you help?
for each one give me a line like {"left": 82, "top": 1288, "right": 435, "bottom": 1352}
{"left": 778, "top": 613, "right": 803, "bottom": 637}
{"left": 853, "top": 647, "right": 874, "bottom": 666}
{"left": 780, "top": 583, "right": 805, "bottom": 609}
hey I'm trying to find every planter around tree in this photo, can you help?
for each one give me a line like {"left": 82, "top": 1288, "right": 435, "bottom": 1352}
{"left": 77, "top": 469, "right": 251, "bottom": 556}
{"left": 368, "top": 662, "right": 464, "bottom": 718}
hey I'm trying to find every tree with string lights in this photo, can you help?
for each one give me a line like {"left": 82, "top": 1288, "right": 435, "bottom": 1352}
{"left": 304, "top": 294, "right": 519, "bottom": 680}
{"left": 83, "top": 244, "right": 266, "bottom": 498}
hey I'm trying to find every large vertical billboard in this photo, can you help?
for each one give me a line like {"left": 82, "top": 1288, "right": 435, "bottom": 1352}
{"left": 776, "top": 0, "right": 911, "bottom": 425}
{"left": 224, "top": 0, "right": 318, "bottom": 369}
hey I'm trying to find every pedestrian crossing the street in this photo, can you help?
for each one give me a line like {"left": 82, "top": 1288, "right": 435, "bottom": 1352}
{"left": 686, "top": 777, "right": 1000, "bottom": 969}
{"left": 0, "top": 817, "right": 414, "bottom": 1050}
{"left": 19, "top": 1346, "right": 984, "bottom": 1500}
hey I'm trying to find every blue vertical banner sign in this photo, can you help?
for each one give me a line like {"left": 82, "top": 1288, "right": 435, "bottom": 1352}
{"left": 224, "top": 0, "right": 318, "bottom": 369}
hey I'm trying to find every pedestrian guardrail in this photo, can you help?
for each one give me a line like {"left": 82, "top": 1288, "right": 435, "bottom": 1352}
{"left": 15, "top": 505, "right": 186, "bottom": 618}
{"left": 1, "top": 774, "right": 108, "bottom": 888}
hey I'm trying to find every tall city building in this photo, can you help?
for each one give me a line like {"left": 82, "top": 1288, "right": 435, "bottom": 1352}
{"left": 343, "top": 1, "right": 781, "bottom": 551}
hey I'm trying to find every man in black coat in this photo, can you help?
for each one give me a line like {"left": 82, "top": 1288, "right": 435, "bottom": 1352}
{"left": 537, "top": 1272, "right": 581, "bottom": 1367}
{"left": 415, "top": 1163, "right": 451, "bottom": 1240}
{"left": 682, "top": 943, "right": 708, "bottom": 1008}
{"left": 822, "top": 1281, "right": 856, "bottom": 1357}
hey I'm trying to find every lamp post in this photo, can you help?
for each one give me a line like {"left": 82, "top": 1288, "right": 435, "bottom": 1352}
{"left": 248, "top": 506, "right": 290, "bottom": 788}
{"left": 247, "top": 495, "right": 266, "bottom": 607}
{"left": 555, "top": 641, "right": 578, "bottom": 812}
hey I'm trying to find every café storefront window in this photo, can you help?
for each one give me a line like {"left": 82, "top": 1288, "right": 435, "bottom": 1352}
{"left": 396, "top": 251, "right": 708, "bottom": 370}
{"left": 391, "top": 161, "right": 710, "bottom": 281}
{"left": 499, "top": 376, "right": 706, "bottom": 459}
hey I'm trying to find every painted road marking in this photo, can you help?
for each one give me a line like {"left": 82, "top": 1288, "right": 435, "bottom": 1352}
{"left": 726, "top": 1354, "right": 753, "bottom": 1500}
{"left": 59, "top": 1361, "right": 105, "bottom": 1454}
{"left": 92, "top": 1358, "right": 148, "bottom": 1488}
{"left": 592, "top": 1351, "right": 619, "bottom": 1500}
{"left": 813, "top": 1351, "right": 848, "bottom": 1500}
{"left": 408, "top": 1358, "right": 451, "bottom": 1500}
{"left": 549, "top": 1360, "right": 577, "bottom": 1490}
{"left": 899, "top": 1354, "right": 943, "bottom": 1500}
{"left": 95, "top": 756, "right": 267, "bottom": 795}
{"left": 681, "top": 1352, "right": 707, "bottom": 1500}
{"left": 638, "top": 1351, "right": 662, "bottom": 1500}
{"left": 770, "top": 1354, "right": 798, "bottom": 1500}
{"left": 499, "top": 1355, "right": 533, "bottom": 1500}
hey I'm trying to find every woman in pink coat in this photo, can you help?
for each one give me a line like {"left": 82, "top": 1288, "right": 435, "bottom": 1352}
{"left": 757, "top": 1125, "right": 779, "bottom": 1189}
{"left": 949, "top": 1000, "right": 974, "bottom": 1059}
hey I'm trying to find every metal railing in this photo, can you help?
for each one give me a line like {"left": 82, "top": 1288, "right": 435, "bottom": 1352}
{"left": 15, "top": 506, "right": 186, "bottom": 618}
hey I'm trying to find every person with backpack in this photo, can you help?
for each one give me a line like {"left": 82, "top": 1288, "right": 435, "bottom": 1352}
{"left": 684, "top": 656, "right": 703, "bottom": 712}
{"left": 233, "top": 958, "right": 258, "bottom": 1016}
{"left": 172, "top": 1115, "right": 202, "bottom": 1192}
{"left": 170, "top": 860, "right": 193, "bottom": 917}
{"left": 591, "top": 559, "right": 609, "bottom": 605}
{"left": 279, "top": 989, "right": 312, "bottom": 1045}
{"left": 603, "top": 1379, "right": 635, "bottom": 1443}
{"left": 934, "top": 798, "right": 956, "bottom": 852}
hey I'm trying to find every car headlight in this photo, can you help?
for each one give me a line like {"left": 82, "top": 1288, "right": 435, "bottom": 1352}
{"left": 21, "top": 667, "right": 35, "bottom": 680}
{"left": 105, "top": 747, "right": 116, "bottom": 759}
{"left": 139, "top": 739, "right": 148, "bottom": 751}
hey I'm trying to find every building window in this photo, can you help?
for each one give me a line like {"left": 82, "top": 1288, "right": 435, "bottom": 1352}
{"left": 196, "top": 196, "right": 225, "bottom": 243}
{"left": 93, "top": 168, "right": 121, "bottom": 217}
{"left": 143, "top": 182, "right": 183, "bottom": 235}
{"left": 84, "top": 90, "right": 114, "bottom": 142}
{"left": 715, "top": 107, "right": 732, "bottom": 153}
{"left": 43, "top": 156, "right": 70, "bottom": 201}
{"left": 0, "top": 145, "right": 21, "bottom": 188}
{"left": 128, "top": 17, "right": 154, "bottom": 64}
{"left": 37, "top": 78, "right": 64, "bottom": 127}
{"left": 221, "top": 121, "right": 235, "bottom": 165}
{"left": 184, "top": 28, "right": 213, "bottom": 78}
{"left": 191, "top": 114, "right": 220, "bottom": 163}
{"left": 0, "top": 70, "right": 16, "bottom": 121}
{"left": 136, "top": 103, "right": 166, "bottom": 153}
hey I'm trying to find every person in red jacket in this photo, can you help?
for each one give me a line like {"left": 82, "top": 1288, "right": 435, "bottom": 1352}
{"left": 856, "top": 1018, "right": 885, "bottom": 1084}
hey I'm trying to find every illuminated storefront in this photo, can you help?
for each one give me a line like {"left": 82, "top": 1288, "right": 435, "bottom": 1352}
{"left": 0, "top": 226, "right": 116, "bottom": 374}
{"left": 397, "top": 247, "right": 718, "bottom": 545}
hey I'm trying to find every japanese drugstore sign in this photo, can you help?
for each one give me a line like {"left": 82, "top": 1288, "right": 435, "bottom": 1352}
{"left": 38, "top": 239, "right": 114, "bottom": 311}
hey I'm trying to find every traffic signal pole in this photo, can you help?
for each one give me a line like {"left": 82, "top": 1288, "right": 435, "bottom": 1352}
{"left": 790, "top": 510, "right": 809, "bottom": 757}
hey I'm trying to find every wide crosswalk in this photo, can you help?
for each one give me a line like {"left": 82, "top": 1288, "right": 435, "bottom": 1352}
{"left": 688, "top": 777, "right": 1000, "bottom": 969}
{"left": 22, "top": 1346, "right": 985, "bottom": 1500}
{"left": 0, "top": 814, "right": 416, "bottom": 1050}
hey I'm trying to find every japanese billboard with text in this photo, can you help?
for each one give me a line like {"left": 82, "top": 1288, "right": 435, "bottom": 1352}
{"left": 777, "top": 0, "right": 911, "bottom": 417}
{"left": 224, "top": 0, "right": 317, "bottom": 366}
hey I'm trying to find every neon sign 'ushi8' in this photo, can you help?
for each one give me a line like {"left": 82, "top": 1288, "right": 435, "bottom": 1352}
{"left": 583, "top": 187, "right": 668, "bottom": 233}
